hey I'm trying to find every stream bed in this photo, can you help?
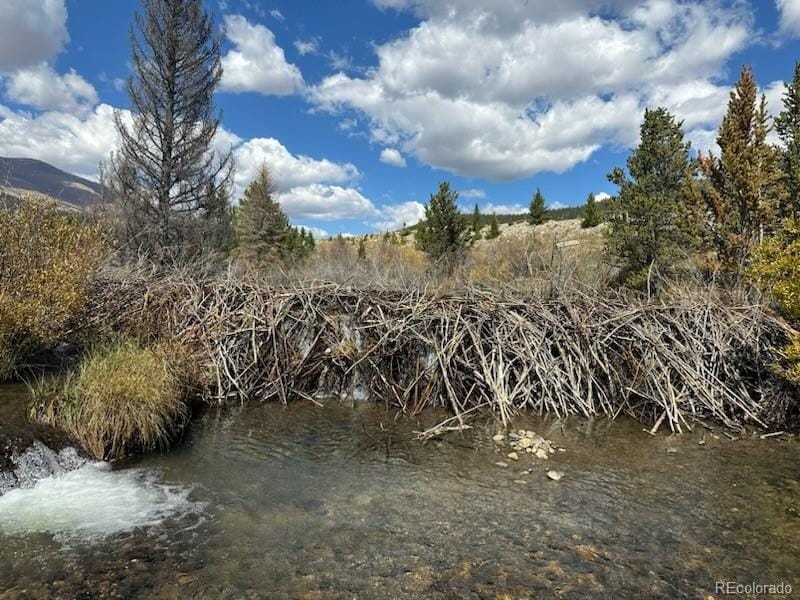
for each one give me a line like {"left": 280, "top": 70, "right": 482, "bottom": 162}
{"left": 1, "top": 386, "right": 799, "bottom": 598}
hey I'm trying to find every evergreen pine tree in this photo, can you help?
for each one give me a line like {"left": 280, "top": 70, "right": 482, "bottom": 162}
{"left": 486, "top": 213, "right": 500, "bottom": 239}
{"left": 198, "top": 182, "right": 234, "bottom": 254}
{"left": 357, "top": 237, "right": 367, "bottom": 260}
{"left": 305, "top": 229, "right": 316, "bottom": 251}
{"left": 471, "top": 203, "right": 482, "bottom": 238}
{"left": 775, "top": 61, "right": 800, "bottom": 220}
{"left": 415, "top": 219, "right": 428, "bottom": 249}
{"left": 233, "top": 165, "right": 290, "bottom": 266}
{"left": 415, "top": 181, "right": 468, "bottom": 264}
{"left": 698, "top": 66, "right": 784, "bottom": 272}
{"left": 529, "top": 189, "right": 547, "bottom": 225}
{"left": 581, "top": 193, "right": 602, "bottom": 228}
{"left": 606, "top": 107, "right": 695, "bottom": 286}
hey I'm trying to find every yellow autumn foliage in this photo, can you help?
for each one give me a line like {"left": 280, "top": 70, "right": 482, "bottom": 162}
{"left": 0, "top": 197, "right": 107, "bottom": 379}
{"left": 751, "top": 218, "right": 800, "bottom": 383}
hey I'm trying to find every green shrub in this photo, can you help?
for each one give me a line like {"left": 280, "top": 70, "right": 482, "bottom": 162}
{"left": 31, "top": 339, "right": 189, "bottom": 460}
{"left": 0, "top": 197, "right": 107, "bottom": 379}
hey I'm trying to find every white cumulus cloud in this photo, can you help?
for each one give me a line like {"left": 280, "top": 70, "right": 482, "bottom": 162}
{"left": 4, "top": 64, "right": 98, "bottom": 114}
{"left": 232, "top": 137, "right": 359, "bottom": 194}
{"left": 777, "top": 0, "right": 800, "bottom": 36}
{"left": 279, "top": 184, "right": 378, "bottom": 220}
{"left": 0, "top": 0, "right": 68, "bottom": 74}
{"left": 461, "top": 188, "right": 486, "bottom": 198}
{"left": 221, "top": 15, "right": 304, "bottom": 96}
{"left": 373, "top": 200, "right": 425, "bottom": 230}
{"left": 312, "top": 0, "right": 752, "bottom": 181}
{"left": 379, "top": 148, "right": 406, "bottom": 167}
{"left": 230, "top": 137, "right": 377, "bottom": 221}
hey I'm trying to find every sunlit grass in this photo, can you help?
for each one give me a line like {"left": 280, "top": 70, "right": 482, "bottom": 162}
{"left": 30, "top": 339, "right": 190, "bottom": 460}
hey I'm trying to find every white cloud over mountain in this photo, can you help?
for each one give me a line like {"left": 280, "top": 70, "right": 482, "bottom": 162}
{"left": 5, "top": 64, "right": 98, "bottom": 114}
{"left": 0, "top": 103, "right": 120, "bottom": 180}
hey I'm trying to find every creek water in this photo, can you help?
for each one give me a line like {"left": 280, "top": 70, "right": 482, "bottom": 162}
{"left": 0, "top": 386, "right": 798, "bottom": 599}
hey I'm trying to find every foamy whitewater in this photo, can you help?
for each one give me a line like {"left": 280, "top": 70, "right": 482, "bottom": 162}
{"left": 0, "top": 446, "right": 200, "bottom": 540}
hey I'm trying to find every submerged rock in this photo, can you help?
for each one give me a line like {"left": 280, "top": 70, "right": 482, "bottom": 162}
{"left": 546, "top": 470, "right": 563, "bottom": 481}
{"left": 509, "top": 430, "right": 557, "bottom": 458}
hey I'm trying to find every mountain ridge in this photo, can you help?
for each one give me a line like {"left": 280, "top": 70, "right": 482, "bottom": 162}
{"left": 0, "top": 157, "right": 101, "bottom": 209}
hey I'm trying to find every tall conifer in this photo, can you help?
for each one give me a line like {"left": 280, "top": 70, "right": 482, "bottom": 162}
{"left": 529, "top": 189, "right": 547, "bottom": 225}
{"left": 698, "top": 66, "right": 784, "bottom": 272}
{"left": 606, "top": 107, "right": 694, "bottom": 286}
{"left": 776, "top": 61, "right": 800, "bottom": 220}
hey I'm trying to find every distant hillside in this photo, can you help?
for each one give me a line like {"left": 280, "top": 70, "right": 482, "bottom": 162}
{"left": 397, "top": 202, "right": 597, "bottom": 235}
{"left": 0, "top": 157, "right": 101, "bottom": 209}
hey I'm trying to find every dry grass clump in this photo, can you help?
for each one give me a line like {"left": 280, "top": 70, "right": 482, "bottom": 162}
{"left": 290, "top": 236, "right": 431, "bottom": 289}
{"left": 465, "top": 220, "right": 612, "bottom": 289}
{"left": 30, "top": 339, "right": 189, "bottom": 460}
{"left": 0, "top": 196, "right": 107, "bottom": 380}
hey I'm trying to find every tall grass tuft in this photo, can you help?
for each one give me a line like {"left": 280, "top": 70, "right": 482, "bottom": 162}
{"left": 30, "top": 339, "right": 190, "bottom": 460}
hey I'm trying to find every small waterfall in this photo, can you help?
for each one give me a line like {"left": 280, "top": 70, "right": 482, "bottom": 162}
{"left": 0, "top": 442, "right": 202, "bottom": 541}
{"left": 0, "top": 441, "right": 87, "bottom": 496}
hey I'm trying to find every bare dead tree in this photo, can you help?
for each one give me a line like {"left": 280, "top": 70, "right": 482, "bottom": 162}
{"left": 113, "top": 0, "right": 233, "bottom": 260}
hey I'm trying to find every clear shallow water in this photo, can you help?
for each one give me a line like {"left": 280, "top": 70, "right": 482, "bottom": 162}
{"left": 1, "top": 397, "right": 799, "bottom": 599}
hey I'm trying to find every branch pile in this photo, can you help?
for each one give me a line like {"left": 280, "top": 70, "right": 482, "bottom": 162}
{"left": 81, "top": 270, "right": 799, "bottom": 434}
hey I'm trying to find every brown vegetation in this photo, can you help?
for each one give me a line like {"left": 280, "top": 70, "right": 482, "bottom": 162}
{"left": 80, "top": 267, "right": 799, "bottom": 436}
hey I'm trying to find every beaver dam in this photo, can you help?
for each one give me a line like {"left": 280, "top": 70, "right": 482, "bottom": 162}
{"left": 83, "top": 270, "right": 799, "bottom": 435}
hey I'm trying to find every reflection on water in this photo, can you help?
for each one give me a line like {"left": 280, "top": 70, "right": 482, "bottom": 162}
{"left": 1, "top": 398, "right": 799, "bottom": 598}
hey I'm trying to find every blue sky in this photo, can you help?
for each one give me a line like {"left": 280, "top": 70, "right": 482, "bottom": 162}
{"left": 1, "top": 0, "right": 800, "bottom": 236}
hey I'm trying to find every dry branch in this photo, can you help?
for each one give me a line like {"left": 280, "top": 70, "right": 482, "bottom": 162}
{"left": 80, "top": 268, "right": 799, "bottom": 436}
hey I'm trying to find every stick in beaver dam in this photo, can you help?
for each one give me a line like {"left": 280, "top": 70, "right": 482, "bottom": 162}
{"left": 80, "top": 268, "right": 800, "bottom": 438}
